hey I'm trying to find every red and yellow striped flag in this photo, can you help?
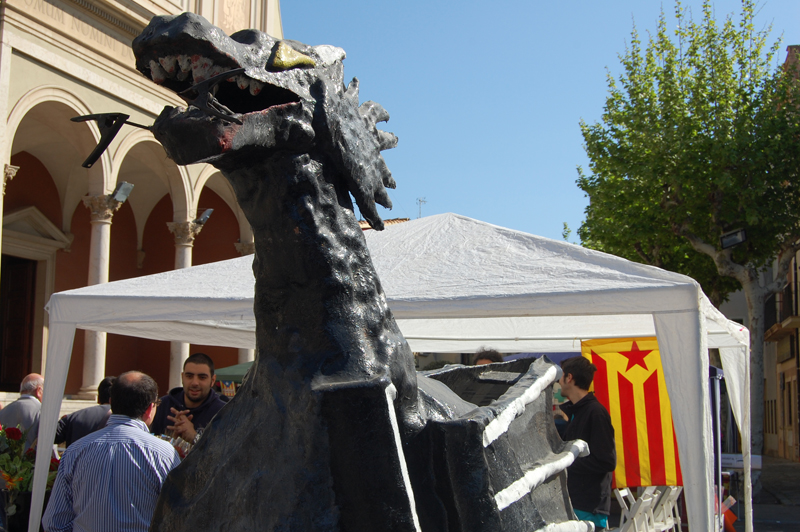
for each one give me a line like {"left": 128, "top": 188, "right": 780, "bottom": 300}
{"left": 580, "top": 337, "right": 682, "bottom": 488}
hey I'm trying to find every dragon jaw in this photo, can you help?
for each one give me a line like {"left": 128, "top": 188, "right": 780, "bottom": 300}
{"left": 133, "top": 12, "right": 397, "bottom": 230}
{"left": 133, "top": 13, "right": 344, "bottom": 165}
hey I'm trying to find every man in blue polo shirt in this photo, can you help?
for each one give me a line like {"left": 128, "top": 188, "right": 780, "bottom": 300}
{"left": 43, "top": 371, "right": 180, "bottom": 532}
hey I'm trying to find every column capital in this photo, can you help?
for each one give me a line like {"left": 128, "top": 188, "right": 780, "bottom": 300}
{"left": 167, "top": 221, "right": 204, "bottom": 247}
{"left": 235, "top": 241, "right": 255, "bottom": 255}
{"left": 82, "top": 194, "right": 122, "bottom": 222}
{"left": 3, "top": 164, "right": 19, "bottom": 195}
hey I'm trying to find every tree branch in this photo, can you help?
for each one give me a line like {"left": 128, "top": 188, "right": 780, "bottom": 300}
{"left": 679, "top": 227, "right": 750, "bottom": 283}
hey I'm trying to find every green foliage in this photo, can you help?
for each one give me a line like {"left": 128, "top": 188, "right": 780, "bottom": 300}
{"left": 562, "top": 222, "right": 572, "bottom": 242}
{"left": 578, "top": 0, "right": 800, "bottom": 306}
{"left": 0, "top": 424, "right": 59, "bottom": 516}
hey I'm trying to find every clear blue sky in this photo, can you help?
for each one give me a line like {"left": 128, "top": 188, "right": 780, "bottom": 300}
{"left": 281, "top": 1, "right": 800, "bottom": 242}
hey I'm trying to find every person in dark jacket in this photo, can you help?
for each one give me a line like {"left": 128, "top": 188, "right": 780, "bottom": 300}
{"left": 559, "top": 356, "right": 616, "bottom": 531}
{"left": 55, "top": 376, "right": 116, "bottom": 446}
{"left": 150, "top": 353, "right": 226, "bottom": 444}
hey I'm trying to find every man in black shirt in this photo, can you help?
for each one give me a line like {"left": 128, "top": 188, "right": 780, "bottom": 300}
{"left": 55, "top": 376, "right": 116, "bottom": 446}
{"left": 150, "top": 353, "right": 227, "bottom": 444}
{"left": 559, "top": 356, "right": 616, "bottom": 530}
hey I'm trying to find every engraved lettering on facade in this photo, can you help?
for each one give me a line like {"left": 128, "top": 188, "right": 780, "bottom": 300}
{"left": 29, "top": 0, "right": 66, "bottom": 24}
{"left": 24, "top": 0, "right": 135, "bottom": 64}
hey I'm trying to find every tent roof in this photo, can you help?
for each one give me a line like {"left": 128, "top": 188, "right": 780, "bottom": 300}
{"left": 365, "top": 213, "right": 702, "bottom": 318}
{"left": 35, "top": 212, "right": 752, "bottom": 532}
{"left": 46, "top": 213, "right": 745, "bottom": 352}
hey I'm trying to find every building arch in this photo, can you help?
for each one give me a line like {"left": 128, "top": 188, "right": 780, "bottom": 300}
{"left": 194, "top": 165, "right": 252, "bottom": 244}
{"left": 112, "top": 129, "right": 192, "bottom": 249}
{"left": 6, "top": 86, "right": 109, "bottom": 200}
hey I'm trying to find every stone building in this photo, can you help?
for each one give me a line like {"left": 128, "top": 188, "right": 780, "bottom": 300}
{"left": 758, "top": 45, "right": 800, "bottom": 462}
{"left": 0, "top": 0, "right": 281, "bottom": 400}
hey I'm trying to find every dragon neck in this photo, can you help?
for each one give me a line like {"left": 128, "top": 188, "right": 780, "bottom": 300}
{"left": 217, "top": 152, "right": 390, "bottom": 374}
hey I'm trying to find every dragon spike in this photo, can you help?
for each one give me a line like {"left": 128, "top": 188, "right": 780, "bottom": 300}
{"left": 71, "top": 113, "right": 151, "bottom": 168}
{"left": 359, "top": 101, "right": 390, "bottom": 125}
{"left": 358, "top": 101, "right": 397, "bottom": 152}
{"left": 345, "top": 77, "right": 360, "bottom": 104}
{"left": 376, "top": 130, "right": 399, "bottom": 151}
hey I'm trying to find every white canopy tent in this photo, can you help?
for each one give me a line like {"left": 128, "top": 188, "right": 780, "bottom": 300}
{"left": 31, "top": 213, "right": 752, "bottom": 532}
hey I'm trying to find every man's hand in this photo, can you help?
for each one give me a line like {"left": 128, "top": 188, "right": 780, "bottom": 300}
{"left": 167, "top": 407, "right": 197, "bottom": 442}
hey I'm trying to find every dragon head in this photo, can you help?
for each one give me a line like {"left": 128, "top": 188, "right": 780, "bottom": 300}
{"left": 133, "top": 12, "right": 398, "bottom": 229}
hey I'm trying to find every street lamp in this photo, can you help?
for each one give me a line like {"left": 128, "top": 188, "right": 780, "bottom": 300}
{"left": 110, "top": 181, "right": 134, "bottom": 203}
{"left": 720, "top": 228, "right": 746, "bottom": 250}
{"left": 194, "top": 208, "right": 214, "bottom": 225}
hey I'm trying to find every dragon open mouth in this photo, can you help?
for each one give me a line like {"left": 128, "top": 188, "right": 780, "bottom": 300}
{"left": 147, "top": 54, "right": 300, "bottom": 117}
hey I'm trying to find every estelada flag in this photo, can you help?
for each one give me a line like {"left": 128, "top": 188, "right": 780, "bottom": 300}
{"left": 580, "top": 337, "right": 682, "bottom": 488}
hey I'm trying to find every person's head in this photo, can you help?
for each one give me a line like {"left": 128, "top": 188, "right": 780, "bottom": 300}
{"left": 182, "top": 353, "right": 216, "bottom": 408}
{"left": 97, "top": 376, "right": 116, "bottom": 405}
{"left": 473, "top": 348, "right": 504, "bottom": 366}
{"left": 110, "top": 371, "right": 160, "bottom": 425}
{"left": 20, "top": 373, "right": 44, "bottom": 401}
{"left": 559, "top": 356, "right": 597, "bottom": 392}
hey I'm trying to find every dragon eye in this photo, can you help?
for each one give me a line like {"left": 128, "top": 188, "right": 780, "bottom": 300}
{"left": 268, "top": 42, "right": 316, "bottom": 71}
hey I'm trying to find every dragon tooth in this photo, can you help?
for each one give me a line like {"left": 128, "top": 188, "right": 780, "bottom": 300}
{"left": 191, "top": 56, "right": 212, "bottom": 82}
{"left": 149, "top": 60, "right": 166, "bottom": 83}
{"left": 209, "top": 65, "right": 224, "bottom": 78}
{"left": 249, "top": 80, "right": 265, "bottom": 96}
{"left": 236, "top": 76, "right": 250, "bottom": 90}
{"left": 176, "top": 70, "right": 190, "bottom": 81}
{"left": 177, "top": 55, "right": 192, "bottom": 72}
{"left": 159, "top": 56, "right": 178, "bottom": 74}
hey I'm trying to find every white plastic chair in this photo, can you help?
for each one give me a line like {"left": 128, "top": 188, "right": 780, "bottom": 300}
{"left": 648, "top": 486, "right": 682, "bottom": 532}
{"left": 612, "top": 488, "right": 656, "bottom": 532}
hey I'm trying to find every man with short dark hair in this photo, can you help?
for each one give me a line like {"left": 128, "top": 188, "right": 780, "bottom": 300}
{"left": 55, "top": 376, "right": 116, "bottom": 447}
{"left": 473, "top": 348, "right": 504, "bottom": 366}
{"left": 150, "top": 352, "right": 226, "bottom": 444}
{"left": 0, "top": 373, "right": 44, "bottom": 449}
{"left": 559, "top": 356, "right": 616, "bottom": 530}
{"left": 43, "top": 371, "right": 180, "bottom": 532}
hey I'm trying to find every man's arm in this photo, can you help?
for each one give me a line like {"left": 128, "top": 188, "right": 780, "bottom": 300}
{"left": 167, "top": 408, "right": 198, "bottom": 443}
{"left": 54, "top": 415, "right": 70, "bottom": 445}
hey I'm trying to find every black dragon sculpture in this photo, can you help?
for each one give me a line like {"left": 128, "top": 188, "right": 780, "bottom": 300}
{"left": 78, "top": 12, "right": 596, "bottom": 532}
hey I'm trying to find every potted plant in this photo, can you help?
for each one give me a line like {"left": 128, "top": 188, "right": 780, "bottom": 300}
{"left": 0, "top": 424, "right": 59, "bottom": 531}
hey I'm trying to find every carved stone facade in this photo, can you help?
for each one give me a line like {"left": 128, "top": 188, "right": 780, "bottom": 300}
{"left": 167, "top": 220, "right": 205, "bottom": 246}
{"left": 82, "top": 194, "right": 123, "bottom": 223}
{"left": 235, "top": 241, "right": 255, "bottom": 255}
{"left": 0, "top": 0, "right": 282, "bottom": 397}
{"left": 2, "top": 165, "right": 19, "bottom": 195}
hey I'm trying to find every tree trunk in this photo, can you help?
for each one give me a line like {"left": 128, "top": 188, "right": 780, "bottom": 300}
{"left": 742, "top": 279, "right": 767, "bottom": 456}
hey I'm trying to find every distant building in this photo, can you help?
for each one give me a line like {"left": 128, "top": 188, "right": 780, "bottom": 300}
{"left": 759, "top": 44, "right": 800, "bottom": 462}
{"left": 0, "top": 0, "right": 281, "bottom": 398}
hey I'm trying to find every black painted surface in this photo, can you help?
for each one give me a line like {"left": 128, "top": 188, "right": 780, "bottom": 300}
{"left": 133, "top": 14, "right": 586, "bottom": 532}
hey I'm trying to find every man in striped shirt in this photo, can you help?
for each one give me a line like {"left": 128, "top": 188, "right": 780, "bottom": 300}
{"left": 43, "top": 371, "right": 181, "bottom": 532}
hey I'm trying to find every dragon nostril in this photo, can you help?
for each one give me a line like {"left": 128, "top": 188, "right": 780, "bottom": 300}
{"left": 268, "top": 42, "right": 316, "bottom": 71}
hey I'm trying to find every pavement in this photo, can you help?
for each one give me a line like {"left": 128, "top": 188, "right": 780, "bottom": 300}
{"left": 731, "top": 455, "right": 800, "bottom": 532}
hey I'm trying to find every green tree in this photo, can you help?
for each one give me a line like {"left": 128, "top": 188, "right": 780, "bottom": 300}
{"left": 578, "top": 0, "right": 800, "bottom": 455}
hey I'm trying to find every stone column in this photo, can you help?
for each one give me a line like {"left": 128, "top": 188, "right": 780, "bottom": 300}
{"left": 77, "top": 194, "right": 123, "bottom": 399}
{"left": 166, "top": 221, "right": 206, "bottom": 389}
{"left": 234, "top": 241, "right": 255, "bottom": 256}
{"left": 0, "top": 164, "right": 19, "bottom": 261}
{"left": 2, "top": 164, "right": 18, "bottom": 194}
{"left": 235, "top": 240, "right": 256, "bottom": 364}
